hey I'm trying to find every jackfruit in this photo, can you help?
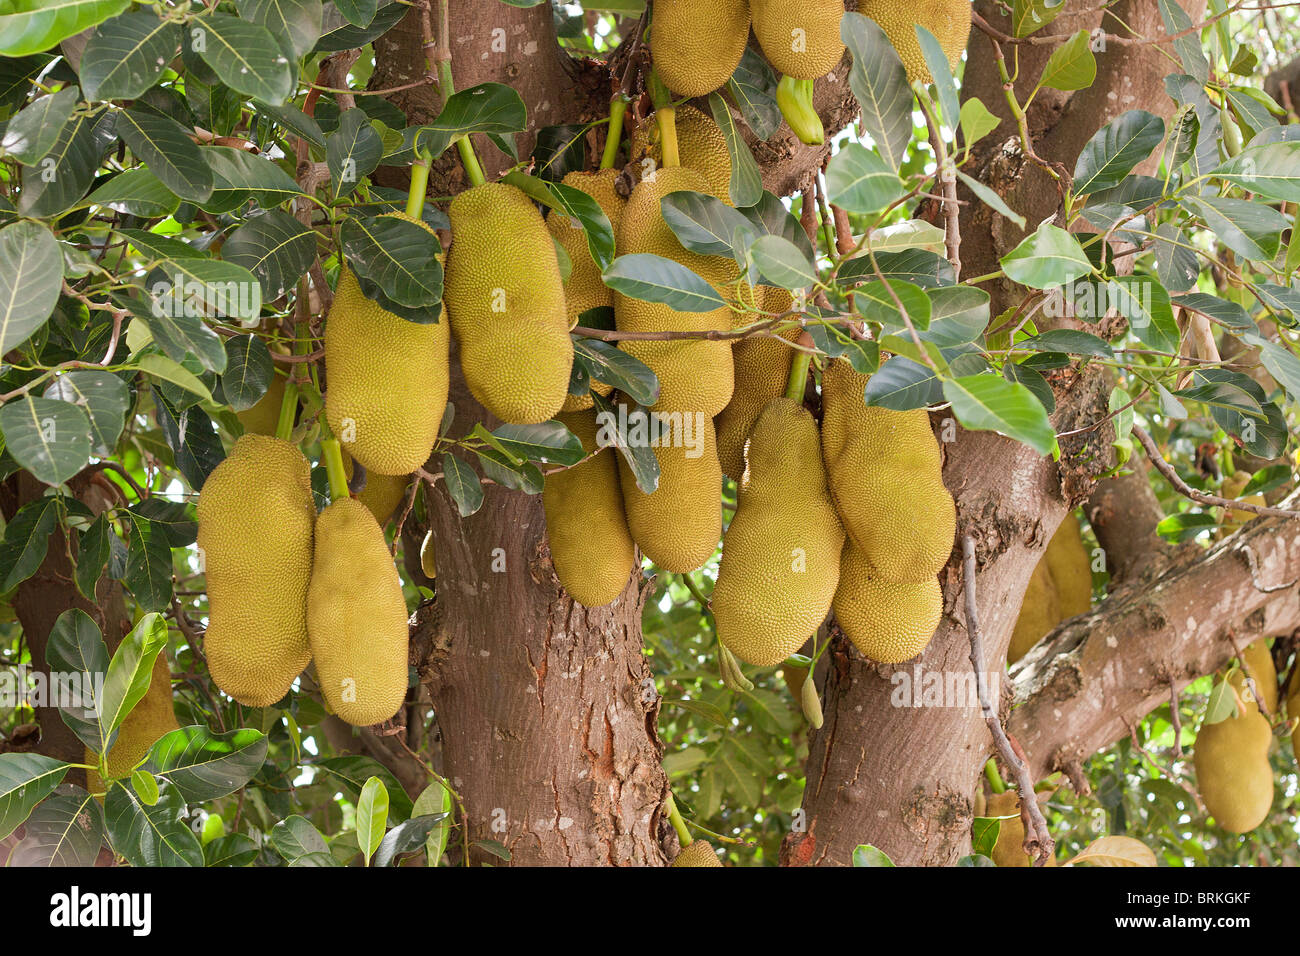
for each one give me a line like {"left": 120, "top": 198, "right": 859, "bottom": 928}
{"left": 307, "top": 498, "right": 409, "bottom": 727}
{"left": 630, "top": 106, "right": 733, "bottom": 205}
{"left": 859, "top": 0, "right": 972, "bottom": 85}
{"left": 198, "top": 434, "right": 315, "bottom": 706}
{"left": 751, "top": 0, "right": 846, "bottom": 80}
{"left": 547, "top": 169, "right": 626, "bottom": 328}
{"left": 618, "top": 411, "right": 722, "bottom": 573}
{"left": 1008, "top": 514, "right": 1092, "bottom": 665}
{"left": 671, "top": 839, "right": 723, "bottom": 867}
{"left": 445, "top": 182, "right": 573, "bottom": 424}
{"left": 1007, "top": 562, "right": 1060, "bottom": 665}
{"left": 820, "top": 359, "right": 955, "bottom": 582}
{"left": 651, "top": 0, "right": 750, "bottom": 98}
{"left": 236, "top": 372, "right": 286, "bottom": 436}
{"left": 616, "top": 167, "right": 737, "bottom": 416}
{"left": 543, "top": 409, "right": 636, "bottom": 607}
{"left": 325, "top": 214, "right": 450, "bottom": 476}
{"left": 1288, "top": 667, "right": 1299, "bottom": 763}
{"left": 833, "top": 541, "right": 941, "bottom": 664}
{"left": 343, "top": 453, "right": 410, "bottom": 525}
{"left": 713, "top": 398, "right": 844, "bottom": 667}
{"left": 1193, "top": 699, "right": 1274, "bottom": 834}
{"left": 1217, "top": 471, "right": 1266, "bottom": 537}
{"left": 85, "top": 654, "right": 179, "bottom": 798}
{"left": 1231, "top": 638, "right": 1278, "bottom": 716}
{"left": 986, "top": 791, "right": 1056, "bottom": 867}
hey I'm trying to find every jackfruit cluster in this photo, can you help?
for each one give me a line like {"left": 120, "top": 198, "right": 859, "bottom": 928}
{"left": 307, "top": 498, "right": 409, "bottom": 727}
{"left": 630, "top": 106, "right": 733, "bottom": 205}
{"left": 713, "top": 398, "right": 844, "bottom": 667}
{"left": 615, "top": 167, "right": 738, "bottom": 417}
{"left": 1008, "top": 513, "right": 1093, "bottom": 664}
{"left": 445, "top": 182, "right": 574, "bottom": 424}
{"left": 859, "top": 0, "right": 972, "bottom": 85}
{"left": 1193, "top": 665, "right": 1274, "bottom": 834}
{"left": 671, "top": 839, "right": 724, "bottom": 867}
{"left": 325, "top": 213, "right": 450, "bottom": 476}
{"left": 543, "top": 409, "right": 636, "bottom": 607}
{"left": 85, "top": 654, "right": 179, "bottom": 797}
{"left": 651, "top": 0, "right": 750, "bottom": 98}
{"left": 751, "top": 0, "right": 846, "bottom": 80}
{"left": 197, "top": 434, "right": 315, "bottom": 706}
{"left": 820, "top": 359, "right": 954, "bottom": 663}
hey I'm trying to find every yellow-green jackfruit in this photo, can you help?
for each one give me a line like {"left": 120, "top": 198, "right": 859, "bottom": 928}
{"left": 1232, "top": 638, "right": 1278, "bottom": 715}
{"left": 445, "top": 182, "right": 573, "bottom": 424}
{"left": 820, "top": 359, "right": 955, "bottom": 582}
{"left": 751, "top": 0, "right": 846, "bottom": 80}
{"left": 543, "top": 409, "right": 636, "bottom": 607}
{"left": 1008, "top": 514, "right": 1092, "bottom": 665}
{"left": 548, "top": 168, "right": 626, "bottom": 329}
{"left": 986, "top": 790, "right": 1056, "bottom": 867}
{"left": 1008, "top": 561, "right": 1060, "bottom": 665}
{"left": 616, "top": 167, "right": 737, "bottom": 416}
{"left": 833, "top": 541, "right": 942, "bottom": 663}
{"left": 859, "top": 0, "right": 971, "bottom": 85}
{"left": 325, "top": 214, "right": 450, "bottom": 476}
{"left": 1193, "top": 698, "right": 1274, "bottom": 834}
{"left": 713, "top": 398, "right": 844, "bottom": 667}
{"left": 307, "top": 498, "right": 409, "bottom": 727}
{"left": 672, "top": 839, "right": 723, "bottom": 867}
{"left": 86, "top": 654, "right": 178, "bottom": 798}
{"left": 198, "top": 435, "right": 314, "bottom": 706}
{"left": 236, "top": 372, "right": 286, "bottom": 436}
{"left": 651, "top": 0, "right": 750, "bottom": 98}
{"left": 630, "top": 106, "right": 733, "bottom": 205}
{"left": 1218, "top": 470, "right": 1265, "bottom": 537}
{"left": 420, "top": 528, "right": 437, "bottom": 579}
{"left": 618, "top": 411, "right": 722, "bottom": 573}
{"left": 343, "top": 453, "right": 410, "bottom": 525}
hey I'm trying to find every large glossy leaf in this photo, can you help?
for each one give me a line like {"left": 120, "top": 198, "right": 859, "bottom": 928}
{"left": 417, "top": 83, "right": 526, "bottom": 158}
{"left": 313, "top": 755, "right": 414, "bottom": 821}
{"left": 943, "top": 374, "right": 1058, "bottom": 456}
{"left": 44, "top": 608, "right": 111, "bottom": 753}
{"left": 236, "top": 0, "right": 323, "bottom": 59}
{"left": 661, "top": 189, "right": 757, "bottom": 258}
{"left": 327, "top": 106, "right": 383, "bottom": 199}
{"left": 708, "top": 92, "right": 761, "bottom": 207}
{"left": 16, "top": 110, "right": 108, "bottom": 217}
{"left": 0, "top": 754, "right": 71, "bottom": 840}
{"left": 0, "top": 85, "right": 79, "bottom": 163}
{"left": 116, "top": 107, "right": 214, "bottom": 203}
{"left": 270, "top": 814, "right": 331, "bottom": 862}
{"left": 440, "top": 452, "right": 484, "bottom": 518}
{"left": 219, "top": 334, "right": 275, "bottom": 412}
{"left": 148, "top": 727, "right": 269, "bottom": 802}
{"left": 0, "top": 220, "right": 62, "bottom": 353}
{"left": 602, "top": 254, "right": 727, "bottom": 311}
{"left": 98, "top": 612, "right": 167, "bottom": 745}
{"left": 1073, "top": 111, "right": 1165, "bottom": 195}
{"left": 0, "top": 496, "right": 58, "bottom": 591}
{"left": 222, "top": 208, "right": 317, "bottom": 301}
{"left": 825, "top": 143, "right": 905, "bottom": 215}
{"left": 104, "top": 781, "right": 203, "bottom": 867}
{"left": 862, "top": 356, "right": 942, "bottom": 410}
{"left": 0, "top": 395, "right": 93, "bottom": 486}
{"left": 1039, "top": 29, "right": 1096, "bottom": 91}
{"left": 1212, "top": 143, "right": 1300, "bottom": 203}
{"left": 82, "top": 167, "right": 179, "bottom": 217}
{"left": 191, "top": 13, "right": 294, "bottom": 105}
{"left": 80, "top": 11, "right": 179, "bottom": 100}
{"left": 7, "top": 788, "right": 104, "bottom": 866}
{"left": 356, "top": 776, "right": 388, "bottom": 865}
{"left": 840, "top": 13, "right": 911, "bottom": 172}
{"left": 0, "top": 0, "right": 130, "bottom": 57}
{"left": 339, "top": 215, "right": 443, "bottom": 322}
{"left": 1000, "top": 223, "right": 1092, "bottom": 289}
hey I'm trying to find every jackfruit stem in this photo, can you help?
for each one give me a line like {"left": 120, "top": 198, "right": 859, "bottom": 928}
{"left": 600, "top": 95, "right": 630, "bottom": 171}
{"left": 406, "top": 149, "right": 432, "bottom": 217}
{"left": 784, "top": 349, "right": 812, "bottom": 403}
{"left": 321, "top": 438, "right": 351, "bottom": 502}
{"left": 438, "top": 56, "right": 487, "bottom": 187}
{"left": 665, "top": 791, "right": 693, "bottom": 846}
{"left": 274, "top": 377, "right": 299, "bottom": 442}
{"left": 984, "top": 757, "right": 1007, "bottom": 794}
{"left": 647, "top": 70, "right": 680, "bottom": 167}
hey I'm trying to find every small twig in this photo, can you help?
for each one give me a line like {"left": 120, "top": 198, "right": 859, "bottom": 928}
{"left": 921, "top": 98, "right": 961, "bottom": 280}
{"left": 1169, "top": 680, "right": 1183, "bottom": 758}
{"left": 1239, "top": 543, "right": 1299, "bottom": 595}
{"left": 962, "top": 535, "right": 1054, "bottom": 865}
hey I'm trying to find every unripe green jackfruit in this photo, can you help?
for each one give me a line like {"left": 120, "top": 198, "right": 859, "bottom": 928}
{"left": 820, "top": 360, "right": 954, "bottom": 583}
{"left": 198, "top": 435, "right": 314, "bottom": 706}
{"left": 859, "top": 0, "right": 971, "bottom": 85}
{"left": 616, "top": 167, "right": 737, "bottom": 416}
{"left": 307, "top": 498, "right": 409, "bottom": 727}
{"left": 236, "top": 372, "right": 286, "bottom": 436}
{"left": 86, "top": 654, "right": 179, "bottom": 798}
{"left": 1193, "top": 699, "right": 1273, "bottom": 834}
{"left": 651, "top": 0, "right": 750, "bottom": 98}
{"left": 543, "top": 409, "right": 636, "bottom": 607}
{"left": 325, "top": 214, "right": 450, "bottom": 476}
{"left": 672, "top": 839, "right": 723, "bottom": 867}
{"left": 618, "top": 411, "right": 722, "bottom": 573}
{"left": 445, "top": 182, "right": 573, "bottom": 424}
{"left": 833, "top": 542, "right": 941, "bottom": 664}
{"left": 714, "top": 398, "right": 844, "bottom": 667}
{"left": 751, "top": 0, "right": 846, "bottom": 80}
{"left": 631, "top": 106, "right": 733, "bottom": 205}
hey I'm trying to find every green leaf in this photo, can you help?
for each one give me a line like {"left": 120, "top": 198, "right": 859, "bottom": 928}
{"left": 0, "top": 395, "right": 93, "bottom": 487}
{"left": 1174, "top": 292, "right": 1254, "bottom": 332}
{"left": 441, "top": 452, "right": 484, "bottom": 518}
{"left": 725, "top": 46, "right": 781, "bottom": 141}
{"left": 0, "top": 496, "right": 58, "bottom": 591}
{"left": 339, "top": 215, "right": 444, "bottom": 322}
{"left": 0, "top": 753, "right": 71, "bottom": 840}
{"left": 1152, "top": 223, "right": 1199, "bottom": 293}
{"left": 412, "top": 781, "right": 454, "bottom": 867}
{"left": 854, "top": 279, "right": 931, "bottom": 331}
{"left": 73, "top": 511, "right": 117, "bottom": 599}
{"left": 328, "top": 106, "right": 383, "bottom": 199}
{"left": 0, "top": 0, "right": 130, "bottom": 57}
{"left": 1183, "top": 195, "right": 1288, "bottom": 263}
{"left": 45, "top": 608, "right": 111, "bottom": 753}
{"left": 958, "top": 98, "right": 1001, "bottom": 153}
{"left": 840, "top": 12, "right": 912, "bottom": 171}
{"left": 491, "top": 422, "right": 583, "bottom": 467}
{"left": 417, "top": 82, "right": 526, "bottom": 158}
{"left": 749, "top": 234, "right": 818, "bottom": 291}
{"left": 123, "top": 294, "right": 228, "bottom": 375}
{"left": 943, "top": 374, "right": 1058, "bottom": 456}
{"left": 16, "top": 110, "right": 106, "bottom": 217}
{"left": 920, "top": 286, "right": 990, "bottom": 347}
{"left": 1019, "top": 328, "right": 1114, "bottom": 358}
{"left": 660, "top": 189, "right": 757, "bottom": 258}
{"left": 222, "top": 209, "right": 317, "bottom": 302}
{"left": 103, "top": 781, "right": 203, "bottom": 867}
{"left": 191, "top": 13, "right": 294, "bottom": 105}
{"left": 1253, "top": 340, "right": 1300, "bottom": 404}
{"left": 82, "top": 167, "right": 179, "bottom": 217}
{"left": 740, "top": 191, "right": 817, "bottom": 265}
{"left": 205, "top": 832, "right": 259, "bottom": 866}
{"left": 572, "top": 336, "right": 659, "bottom": 407}
{"left": 1012, "top": 0, "right": 1066, "bottom": 36}
{"left": 1110, "top": 276, "right": 1177, "bottom": 355}
{"left": 548, "top": 181, "right": 616, "bottom": 270}
{"left": 123, "top": 516, "right": 173, "bottom": 611}
{"left": 708, "top": 92, "right": 761, "bottom": 207}
{"left": 862, "top": 356, "right": 942, "bottom": 410}
{"left": 148, "top": 726, "right": 269, "bottom": 802}
{"left": 1000, "top": 223, "right": 1092, "bottom": 289}
{"left": 1039, "top": 29, "right": 1096, "bottom": 92}
{"left": 1073, "top": 110, "right": 1165, "bottom": 195}
{"left": 202, "top": 145, "right": 307, "bottom": 211}
{"left": 1212, "top": 142, "right": 1300, "bottom": 203}
{"left": 313, "top": 755, "right": 414, "bottom": 822}
{"left": 219, "top": 335, "right": 274, "bottom": 412}
{"left": 315, "top": 0, "right": 405, "bottom": 52}
{"left": 80, "top": 11, "right": 179, "bottom": 100}
{"left": 852, "top": 844, "right": 896, "bottom": 867}
{"left": 602, "top": 254, "right": 727, "bottom": 311}
{"left": 970, "top": 817, "right": 1002, "bottom": 858}
{"left": 271, "top": 814, "right": 330, "bottom": 862}
{"left": 7, "top": 788, "right": 104, "bottom": 866}
{"left": 356, "top": 776, "right": 389, "bottom": 865}
{"left": 1157, "top": 0, "right": 1209, "bottom": 83}
{"left": 0, "top": 220, "right": 62, "bottom": 354}
{"left": 916, "top": 25, "right": 959, "bottom": 125}
{"left": 825, "top": 143, "right": 905, "bottom": 215}
{"left": 147, "top": 256, "right": 262, "bottom": 327}
{"left": 0, "top": 85, "right": 79, "bottom": 163}
{"left": 98, "top": 612, "right": 167, "bottom": 744}
{"left": 236, "top": 0, "right": 324, "bottom": 59}
{"left": 374, "top": 813, "right": 446, "bottom": 867}
{"left": 130, "top": 768, "right": 159, "bottom": 806}
{"left": 955, "top": 170, "right": 1027, "bottom": 229}
{"left": 116, "top": 107, "right": 215, "bottom": 203}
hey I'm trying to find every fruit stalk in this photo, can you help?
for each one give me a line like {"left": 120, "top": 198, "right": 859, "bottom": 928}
{"left": 406, "top": 148, "right": 433, "bottom": 218}
{"left": 321, "top": 437, "right": 351, "bottom": 502}
{"left": 647, "top": 70, "right": 680, "bottom": 168}
{"left": 784, "top": 346, "right": 812, "bottom": 403}
{"left": 439, "top": 57, "right": 486, "bottom": 187}
{"left": 664, "top": 791, "right": 693, "bottom": 846}
{"left": 600, "top": 95, "right": 630, "bottom": 171}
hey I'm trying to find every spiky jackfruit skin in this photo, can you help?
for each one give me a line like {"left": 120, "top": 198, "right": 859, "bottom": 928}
{"left": 198, "top": 435, "right": 314, "bottom": 706}
{"left": 86, "top": 655, "right": 178, "bottom": 798}
{"left": 751, "top": 0, "right": 846, "bottom": 80}
{"left": 342, "top": 454, "right": 410, "bottom": 525}
{"left": 651, "top": 0, "right": 750, "bottom": 98}
{"left": 445, "top": 182, "right": 573, "bottom": 424}
{"left": 986, "top": 791, "right": 1056, "bottom": 867}
{"left": 1008, "top": 514, "right": 1092, "bottom": 664}
{"left": 236, "top": 372, "right": 286, "bottom": 436}
{"left": 672, "top": 840, "right": 723, "bottom": 867}
{"left": 630, "top": 106, "right": 734, "bottom": 205}
{"left": 1007, "top": 562, "right": 1060, "bottom": 665}
{"left": 1231, "top": 639, "right": 1278, "bottom": 716}
{"left": 833, "top": 542, "right": 941, "bottom": 663}
{"left": 1193, "top": 703, "right": 1274, "bottom": 834}
{"left": 713, "top": 399, "right": 844, "bottom": 667}
{"left": 548, "top": 169, "right": 626, "bottom": 329}
{"left": 820, "top": 360, "right": 955, "bottom": 582}
{"left": 859, "top": 0, "right": 971, "bottom": 85}
{"left": 325, "top": 215, "right": 449, "bottom": 476}
{"left": 616, "top": 168, "right": 737, "bottom": 416}
{"left": 307, "top": 498, "right": 409, "bottom": 727}
{"left": 618, "top": 412, "right": 722, "bottom": 572}
{"left": 543, "top": 410, "right": 636, "bottom": 607}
